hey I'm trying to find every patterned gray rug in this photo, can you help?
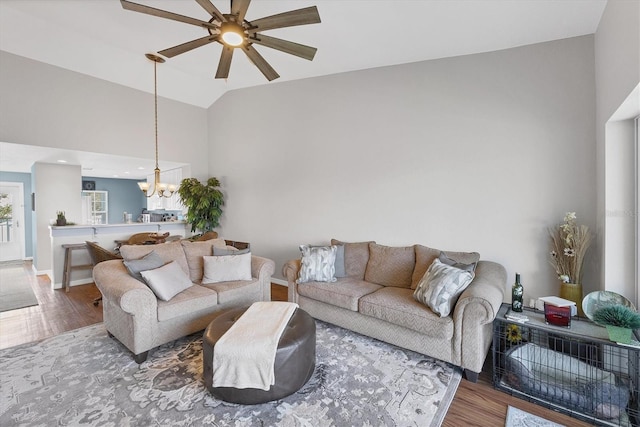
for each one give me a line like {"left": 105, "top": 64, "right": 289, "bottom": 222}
{"left": 0, "top": 320, "right": 461, "bottom": 426}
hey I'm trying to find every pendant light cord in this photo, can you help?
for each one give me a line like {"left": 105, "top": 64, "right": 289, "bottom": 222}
{"left": 154, "top": 59, "right": 159, "bottom": 170}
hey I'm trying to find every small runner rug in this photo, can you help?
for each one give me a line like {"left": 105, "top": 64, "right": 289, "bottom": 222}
{"left": 0, "top": 265, "right": 38, "bottom": 313}
{"left": 505, "top": 405, "right": 565, "bottom": 427}
{"left": 0, "top": 320, "right": 461, "bottom": 426}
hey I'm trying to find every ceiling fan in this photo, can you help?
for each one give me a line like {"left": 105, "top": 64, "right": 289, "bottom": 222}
{"left": 120, "top": 0, "right": 321, "bottom": 81}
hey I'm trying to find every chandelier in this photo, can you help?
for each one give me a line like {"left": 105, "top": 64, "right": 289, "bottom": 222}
{"left": 138, "top": 53, "right": 176, "bottom": 198}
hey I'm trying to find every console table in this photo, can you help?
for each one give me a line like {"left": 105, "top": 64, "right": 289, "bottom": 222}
{"left": 492, "top": 303, "right": 639, "bottom": 426}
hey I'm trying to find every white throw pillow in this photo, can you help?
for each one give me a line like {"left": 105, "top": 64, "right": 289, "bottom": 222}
{"left": 297, "top": 245, "right": 337, "bottom": 284}
{"left": 141, "top": 261, "right": 193, "bottom": 301}
{"left": 202, "top": 252, "right": 252, "bottom": 284}
{"left": 413, "top": 258, "right": 475, "bottom": 317}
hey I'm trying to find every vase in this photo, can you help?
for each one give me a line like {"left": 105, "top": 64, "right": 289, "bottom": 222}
{"left": 605, "top": 325, "right": 632, "bottom": 344}
{"left": 56, "top": 218, "right": 66, "bottom": 226}
{"left": 559, "top": 282, "right": 584, "bottom": 317}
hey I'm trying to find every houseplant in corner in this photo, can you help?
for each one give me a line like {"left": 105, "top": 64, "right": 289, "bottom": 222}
{"left": 177, "top": 177, "right": 224, "bottom": 238}
{"left": 549, "top": 212, "right": 592, "bottom": 316}
{"left": 593, "top": 305, "right": 640, "bottom": 344}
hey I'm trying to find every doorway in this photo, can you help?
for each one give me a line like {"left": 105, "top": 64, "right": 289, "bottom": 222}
{"left": 0, "top": 182, "right": 25, "bottom": 262}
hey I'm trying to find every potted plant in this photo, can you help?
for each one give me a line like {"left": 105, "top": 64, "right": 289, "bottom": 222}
{"left": 56, "top": 211, "right": 67, "bottom": 226}
{"left": 593, "top": 305, "right": 640, "bottom": 344}
{"left": 177, "top": 177, "right": 224, "bottom": 237}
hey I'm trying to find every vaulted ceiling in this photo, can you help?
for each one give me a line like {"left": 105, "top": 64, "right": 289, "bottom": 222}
{"left": 0, "top": 0, "right": 607, "bottom": 109}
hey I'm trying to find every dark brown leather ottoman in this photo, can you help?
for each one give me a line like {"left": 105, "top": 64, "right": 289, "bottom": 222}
{"left": 203, "top": 305, "right": 316, "bottom": 405}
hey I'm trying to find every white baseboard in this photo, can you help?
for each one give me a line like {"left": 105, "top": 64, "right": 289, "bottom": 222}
{"left": 271, "top": 278, "right": 288, "bottom": 287}
{"left": 52, "top": 278, "right": 94, "bottom": 290}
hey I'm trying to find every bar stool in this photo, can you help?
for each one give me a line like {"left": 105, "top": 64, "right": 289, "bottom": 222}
{"left": 61, "top": 243, "right": 93, "bottom": 292}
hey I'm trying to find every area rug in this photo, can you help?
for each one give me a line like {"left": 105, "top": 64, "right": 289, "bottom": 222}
{"left": 0, "top": 265, "right": 38, "bottom": 313}
{"left": 0, "top": 320, "right": 461, "bottom": 426}
{"left": 505, "top": 406, "right": 565, "bottom": 427}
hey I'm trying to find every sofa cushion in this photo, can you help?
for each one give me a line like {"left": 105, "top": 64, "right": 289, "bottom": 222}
{"left": 180, "top": 239, "right": 229, "bottom": 282}
{"left": 331, "top": 239, "right": 375, "bottom": 279}
{"left": 413, "top": 258, "right": 475, "bottom": 317}
{"left": 359, "top": 287, "right": 454, "bottom": 339}
{"left": 122, "top": 250, "right": 164, "bottom": 282}
{"left": 121, "top": 240, "right": 190, "bottom": 277}
{"left": 201, "top": 279, "right": 263, "bottom": 305}
{"left": 297, "top": 278, "right": 383, "bottom": 311}
{"left": 298, "top": 245, "right": 337, "bottom": 283}
{"left": 141, "top": 261, "right": 194, "bottom": 301}
{"left": 364, "top": 243, "right": 415, "bottom": 288}
{"left": 412, "top": 244, "right": 480, "bottom": 289}
{"left": 157, "top": 284, "right": 218, "bottom": 322}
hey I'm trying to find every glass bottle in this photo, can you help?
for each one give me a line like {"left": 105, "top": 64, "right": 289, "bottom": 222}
{"left": 512, "top": 273, "right": 524, "bottom": 312}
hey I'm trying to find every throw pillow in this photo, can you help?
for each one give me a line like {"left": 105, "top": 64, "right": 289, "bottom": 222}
{"left": 413, "top": 258, "right": 475, "bottom": 317}
{"left": 213, "top": 246, "right": 251, "bottom": 256}
{"left": 202, "top": 252, "right": 252, "bottom": 284}
{"left": 180, "top": 239, "right": 229, "bottom": 282}
{"left": 120, "top": 240, "right": 190, "bottom": 277}
{"left": 123, "top": 250, "right": 164, "bottom": 282}
{"left": 330, "top": 239, "right": 375, "bottom": 279}
{"left": 334, "top": 244, "right": 346, "bottom": 278}
{"left": 141, "top": 261, "right": 193, "bottom": 301}
{"left": 297, "top": 245, "right": 337, "bottom": 283}
{"left": 412, "top": 244, "right": 480, "bottom": 289}
{"left": 439, "top": 251, "right": 477, "bottom": 272}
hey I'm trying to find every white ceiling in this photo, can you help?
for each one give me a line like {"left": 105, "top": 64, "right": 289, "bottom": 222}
{"left": 0, "top": 0, "right": 607, "bottom": 178}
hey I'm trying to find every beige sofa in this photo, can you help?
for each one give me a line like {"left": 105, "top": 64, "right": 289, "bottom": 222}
{"left": 94, "top": 239, "right": 275, "bottom": 363}
{"left": 283, "top": 240, "right": 506, "bottom": 382}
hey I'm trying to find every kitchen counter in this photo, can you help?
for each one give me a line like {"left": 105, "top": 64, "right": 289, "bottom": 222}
{"left": 49, "top": 221, "right": 191, "bottom": 289}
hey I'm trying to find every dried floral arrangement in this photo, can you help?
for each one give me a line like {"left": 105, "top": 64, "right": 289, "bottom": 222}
{"left": 549, "top": 212, "right": 592, "bottom": 284}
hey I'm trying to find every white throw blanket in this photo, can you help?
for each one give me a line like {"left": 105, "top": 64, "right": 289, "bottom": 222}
{"left": 212, "top": 301, "right": 299, "bottom": 390}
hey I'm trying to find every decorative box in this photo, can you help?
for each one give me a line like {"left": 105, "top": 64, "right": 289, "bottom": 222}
{"left": 544, "top": 303, "right": 572, "bottom": 328}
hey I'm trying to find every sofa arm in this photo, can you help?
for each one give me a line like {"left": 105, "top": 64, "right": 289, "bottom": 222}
{"left": 93, "top": 259, "right": 157, "bottom": 314}
{"left": 251, "top": 255, "right": 275, "bottom": 280}
{"left": 251, "top": 255, "right": 276, "bottom": 301}
{"left": 455, "top": 261, "right": 506, "bottom": 323}
{"left": 282, "top": 259, "right": 301, "bottom": 303}
{"left": 452, "top": 260, "right": 507, "bottom": 372}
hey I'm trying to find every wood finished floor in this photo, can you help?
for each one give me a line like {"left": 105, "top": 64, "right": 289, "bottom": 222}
{"left": 0, "top": 263, "right": 591, "bottom": 426}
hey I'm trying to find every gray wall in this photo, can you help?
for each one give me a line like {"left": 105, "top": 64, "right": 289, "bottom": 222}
{"left": 209, "top": 36, "right": 597, "bottom": 300}
{"left": 0, "top": 51, "right": 209, "bottom": 181}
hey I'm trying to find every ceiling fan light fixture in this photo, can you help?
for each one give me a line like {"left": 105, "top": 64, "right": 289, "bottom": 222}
{"left": 220, "top": 22, "right": 245, "bottom": 47}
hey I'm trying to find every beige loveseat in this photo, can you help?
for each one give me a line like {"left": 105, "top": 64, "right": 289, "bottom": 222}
{"left": 283, "top": 240, "right": 506, "bottom": 382}
{"left": 94, "top": 239, "right": 275, "bottom": 363}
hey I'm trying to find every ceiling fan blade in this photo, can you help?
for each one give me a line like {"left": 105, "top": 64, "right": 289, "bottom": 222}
{"left": 231, "top": 0, "right": 251, "bottom": 22}
{"left": 215, "top": 46, "right": 234, "bottom": 79}
{"left": 121, "top": 0, "right": 217, "bottom": 30}
{"left": 158, "top": 35, "right": 218, "bottom": 58}
{"left": 250, "top": 33, "right": 317, "bottom": 61}
{"left": 249, "top": 6, "right": 320, "bottom": 33}
{"left": 242, "top": 45, "right": 279, "bottom": 81}
{"left": 195, "top": 0, "right": 224, "bottom": 22}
